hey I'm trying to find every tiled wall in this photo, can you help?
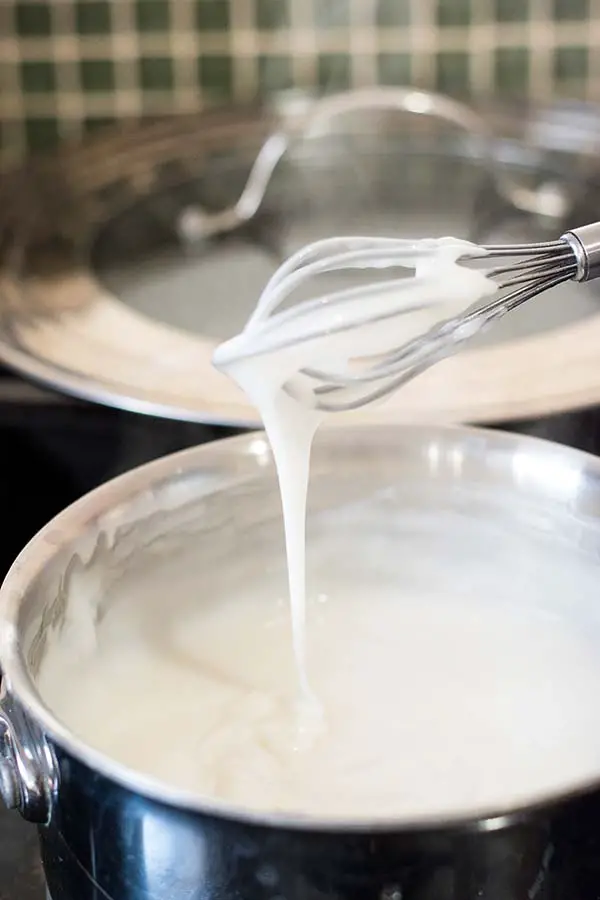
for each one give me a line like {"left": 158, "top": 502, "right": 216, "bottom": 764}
{"left": 1, "top": 0, "right": 599, "bottom": 165}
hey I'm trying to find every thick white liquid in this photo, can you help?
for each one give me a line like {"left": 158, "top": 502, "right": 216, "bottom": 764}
{"left": 38, "top": 498, "right": 600, "bottom": 819}
{"left": 212, "top": 237, "right": 495, "bottom": 707}
{"left": 37, "top": 235, "right": 600, "bottom": 821}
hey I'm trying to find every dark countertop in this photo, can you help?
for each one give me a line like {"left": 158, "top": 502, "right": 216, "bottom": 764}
{"left": 0, "top": 807, "right": 44, "bottom": 899}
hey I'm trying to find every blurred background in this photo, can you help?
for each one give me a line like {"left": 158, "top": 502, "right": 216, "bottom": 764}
{"left": 1, "top": 0, "right": 598, "bottom": 163}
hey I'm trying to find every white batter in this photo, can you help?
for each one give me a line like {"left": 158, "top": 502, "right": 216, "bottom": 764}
{"left": 38, "top": 493, "right": 600, "bottom": 818}
{"left": 36, "top": 235, "right": 600, "bottom": 820}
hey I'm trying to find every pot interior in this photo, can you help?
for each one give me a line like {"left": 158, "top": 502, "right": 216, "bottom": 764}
{"left": 10, "top": 426, "right": 600, "bottom": 825}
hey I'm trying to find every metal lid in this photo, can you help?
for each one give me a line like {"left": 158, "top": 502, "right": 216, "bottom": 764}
{"left": 1, "top": 91, "right": 600, "bottom": 426}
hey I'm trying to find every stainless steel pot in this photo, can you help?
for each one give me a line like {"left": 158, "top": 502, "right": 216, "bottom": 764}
{"left": 3, "top": 424, "right": 600, "bottom": 900}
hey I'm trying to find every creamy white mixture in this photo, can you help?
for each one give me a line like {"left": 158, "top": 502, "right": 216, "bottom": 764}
{"left": 212, "top": 236, "right": 495, "bottom": 705}
{"left": 37, "top": 235, "right": 600, "bottom": 820}
{"left": 38, "top": 495, "right": 600, "bottom": 818}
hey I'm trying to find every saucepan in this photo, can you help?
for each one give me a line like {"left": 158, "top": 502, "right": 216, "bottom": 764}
{"left": 2, "top": 425, "right": 600, "bottom": 900}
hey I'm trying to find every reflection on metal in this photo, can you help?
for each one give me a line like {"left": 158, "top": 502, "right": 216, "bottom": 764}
{"left": 1, "top": 94, "right": 600, "bottom": 425}
{"left": 0, "top": 720, "right": 19, "bottom": 809}
{"left": 0, "top": 693, "right": 55, "bottom": 823}
{"left": 175, "top": 87, "right": 547, "bottom": 245}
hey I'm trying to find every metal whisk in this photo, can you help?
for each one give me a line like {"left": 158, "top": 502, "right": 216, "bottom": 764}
{"left": 214, "top": 223, "right": 600, "bottom": 413}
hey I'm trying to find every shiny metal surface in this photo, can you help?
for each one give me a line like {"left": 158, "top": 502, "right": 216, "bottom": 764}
{"left": 0, "top": 694, "right": 54, "bottom": 823}
{"left": 1, "top": 426, "right": 600, "bottom": 896}
{"left": 0, "top": 720, "right": 19, "bottom": 810}
{"left": 176, "top": 87, "right": 546, "bottom": 245}
{"left": 1, "top": 97, "right": 600, "bottom": 424}
{"left": 564, "top": 222, "right": 600, "bottom": 281}
{"left": 35, "top": 758, "right": 600, "bottom": 900}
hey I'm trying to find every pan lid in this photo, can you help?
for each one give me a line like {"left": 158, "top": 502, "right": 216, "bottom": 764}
{"left": 1, "top": 91, "right": 600, "bottom": 426}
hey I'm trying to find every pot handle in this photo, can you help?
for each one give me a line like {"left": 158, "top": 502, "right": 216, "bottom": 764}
{"left": 178, "top": 86, "right": 566, "bottom": 246}
{"left": 0, "top": 692, "right": 54, "bottom": 823}
{"left": 281, "top": 87, "right": 569, "bottom": 221}
{"left": 181, "top": 86, "right": 497, "bottom": 243}
{"left": 0, "top": 716, "right": 20, "bottom": 809}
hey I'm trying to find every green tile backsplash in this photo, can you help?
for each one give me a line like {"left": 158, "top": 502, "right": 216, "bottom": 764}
{"left": 74, "top": 1, "right": 113, "bottom": 35}
{"left": 494, "top": 47, "right": 530, "bottom": 94}
{"left": 494, "top": 0, "right": 530, "bottom": 23}
{"left": 14, "top": 2, "right": 53, "bottom": 37}
{"left": 553, "top": 0, "right": 590, "bottom": 21}
{"left": 1, "top": 0, "right": 600, "bottom": 165}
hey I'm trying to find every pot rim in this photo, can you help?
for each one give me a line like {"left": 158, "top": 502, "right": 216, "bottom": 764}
{"left": 3, "top": 422, "right": 600, "bottom": 833}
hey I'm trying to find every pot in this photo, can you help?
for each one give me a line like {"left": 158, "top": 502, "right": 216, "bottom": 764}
{"left": 3, "top": 424, "right": 600, "bottom": 900}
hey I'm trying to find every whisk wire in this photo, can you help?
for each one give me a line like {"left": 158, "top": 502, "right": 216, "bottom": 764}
{"left": 216, "top": 230, "right": 595, "bottom": 413}
{"left": 302, "top": 273, "right": 562, "bottom": 400}
{"left": 308, "top": 270, "right": 576, "bottom": 414}
{"left": 478, "top": 240, "right": 569, "bottom": 257}
{"left": 289, "top": 241, "right": 580, "bottom": 411}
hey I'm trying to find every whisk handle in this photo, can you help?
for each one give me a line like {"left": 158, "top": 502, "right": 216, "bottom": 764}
{"left": 562, "top": 222, "right": 600, "bottom": 282}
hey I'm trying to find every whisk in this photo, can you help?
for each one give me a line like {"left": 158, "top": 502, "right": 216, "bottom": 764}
{"left": 213, "top": 223, "right": 600, "bottom": 413}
